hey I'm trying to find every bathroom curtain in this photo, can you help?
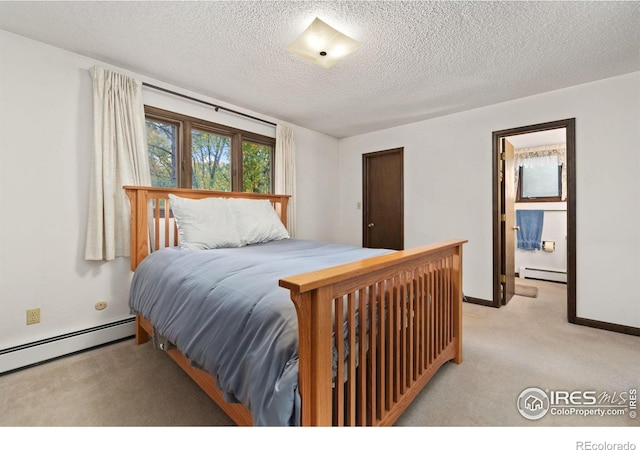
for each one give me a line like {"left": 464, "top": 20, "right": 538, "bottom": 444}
{"left": 514, "top": 145, "right": 566, "bottom": 200}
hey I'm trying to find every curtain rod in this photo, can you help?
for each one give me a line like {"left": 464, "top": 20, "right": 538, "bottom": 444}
{"left": 142, "top": 82, "right": 277, "bottom": 127}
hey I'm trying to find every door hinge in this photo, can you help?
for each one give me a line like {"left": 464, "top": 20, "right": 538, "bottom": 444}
{"left": 501, "top": 214, "right": 506, "bottom": 222}
{"left": 500, "top": 152, "right": 506, "bottom": 160}
{"left": 501, "top": 274, "right": 506, "bottom": 283}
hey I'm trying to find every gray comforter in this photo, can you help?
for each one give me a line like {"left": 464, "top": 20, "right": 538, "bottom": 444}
{"left": 128, "top": 238, "right": 391, "bottom": 426}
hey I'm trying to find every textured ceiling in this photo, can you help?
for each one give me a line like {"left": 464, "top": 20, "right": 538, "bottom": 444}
{"left": 1, "top": 1, "right": 639, "bottom": 138}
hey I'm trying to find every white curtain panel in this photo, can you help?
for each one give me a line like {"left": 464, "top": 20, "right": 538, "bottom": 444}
{"left": 85, "top": 66, "right": 151, "bottom": 261}
{"left": 274, "top": 124, "right": 297, "bottom": 237}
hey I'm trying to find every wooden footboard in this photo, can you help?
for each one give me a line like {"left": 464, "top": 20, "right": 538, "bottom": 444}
{"left": 280, "top": 239, "right": 465, "bottom": 426}
{"left": 124, "top": 186, "right": 466, "bottom": 426}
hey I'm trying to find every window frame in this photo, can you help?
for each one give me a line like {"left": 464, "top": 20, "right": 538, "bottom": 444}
{"left": 144, "top": 105, "right": 275, "bottom": 193}
{"left": 516, "top": 164, "right": 564, "bottom": 203}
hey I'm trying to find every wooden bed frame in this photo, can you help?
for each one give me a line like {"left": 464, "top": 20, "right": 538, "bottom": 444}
{"left": 125, "top": 185, "right": 467, "bottom": 426}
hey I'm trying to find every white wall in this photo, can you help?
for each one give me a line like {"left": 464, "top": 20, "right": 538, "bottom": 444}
{"left": 515, "top": 203, "right": 567, "bottom": 277}
{"left": 339, "top": 72, "right": 640, "bottom": 329}
{"left": 0, "top": 30, "right": 340, "bottom": 353}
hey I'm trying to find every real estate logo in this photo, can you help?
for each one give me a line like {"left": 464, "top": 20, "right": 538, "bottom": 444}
{"left": 517, "top": 387, "right": 637, "bottom": 421}
{"left": 517, "top": 387, "right": 550, "bottom": 420}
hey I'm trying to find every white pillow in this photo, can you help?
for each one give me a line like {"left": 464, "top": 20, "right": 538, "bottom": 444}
{"left": 228, "top": 198, "right": 290, "bottom": 246}
{"left": 168, "top": 194, "right": 242, "bottom": 250}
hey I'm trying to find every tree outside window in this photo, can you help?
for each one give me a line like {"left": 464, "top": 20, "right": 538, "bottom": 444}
{"left": 145, "top": 105, "right": 274, "bottom": 193}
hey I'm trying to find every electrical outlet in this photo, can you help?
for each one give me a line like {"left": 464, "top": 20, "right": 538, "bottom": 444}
{"left": 26, "top": 308, "right": 40, "bottom": 325}
{"left": 94, "top": 301, "right": 107, "bottom": 311}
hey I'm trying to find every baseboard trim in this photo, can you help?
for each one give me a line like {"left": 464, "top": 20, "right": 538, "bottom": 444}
{"left": 520, "top": 267, "right": 567, "bottom": 283}
{"left": 463, "top": 295, "right": 495, "bottom": 307}
{"left": 0, "top": 318, "right": 135, "bottom": 375}
{"left": 573, "top": 316, "right": 640, "bottom": 337}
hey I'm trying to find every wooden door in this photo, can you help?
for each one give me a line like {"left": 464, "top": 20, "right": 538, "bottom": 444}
{"left": 501, "top": 138, "right": 516, "bottom": 305}
{"left": 363, "top": 148, "right": 404, "bottom": 250}
{"left": 487, "top": 120, "right": 575, "bottom": 318}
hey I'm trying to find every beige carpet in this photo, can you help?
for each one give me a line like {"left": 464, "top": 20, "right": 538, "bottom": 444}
{"left": 1, "top": 279, "right": 638, "bottom": 438}
{"left": 515, "top": 282, "right": 538, "bottom": 298}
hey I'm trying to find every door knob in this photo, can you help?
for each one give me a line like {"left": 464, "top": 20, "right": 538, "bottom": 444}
{"left": 368, "top": 223, "right": 375, "bottom": 228}
{"left": 513, "top": 226, "right": 520, "bottom": 231}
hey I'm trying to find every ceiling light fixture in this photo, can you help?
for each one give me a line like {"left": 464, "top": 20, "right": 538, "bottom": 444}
{"left": 288, "top": 17, "right": 361, "bottom": 69}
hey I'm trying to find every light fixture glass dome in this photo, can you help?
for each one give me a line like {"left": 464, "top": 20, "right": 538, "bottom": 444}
{"left": 288, "top": 17, "right": 361, "bottom": 68}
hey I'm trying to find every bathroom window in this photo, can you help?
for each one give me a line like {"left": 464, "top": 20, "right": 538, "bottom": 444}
{"left": 517, "top": 156, "right": 563, "bottom": 202}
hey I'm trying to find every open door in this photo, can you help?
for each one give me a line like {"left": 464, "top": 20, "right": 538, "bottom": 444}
{"left": 501, "top": 138, "right": 516, "bottom": 305}
{"left": 486, "top": 119, "right": 576, "bottom": 322}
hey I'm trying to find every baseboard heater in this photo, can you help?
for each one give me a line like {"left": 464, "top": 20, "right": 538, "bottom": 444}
{"left": 519, "top": 267, "right": 567, "bottom": 283}
{"left": 0, "top": 318, "right": 135, "bottom": 375}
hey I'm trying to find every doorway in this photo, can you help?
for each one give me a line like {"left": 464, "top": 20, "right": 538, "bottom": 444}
{"left": 491, "top": 119, "right": 576, "bottom": 323}
{"left": 362, "top": 148, "right": 404, "bottom": 250}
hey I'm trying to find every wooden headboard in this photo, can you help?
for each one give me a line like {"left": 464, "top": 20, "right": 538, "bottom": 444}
{"left": 123, "top": 186, "right": 290, "bottom": 271}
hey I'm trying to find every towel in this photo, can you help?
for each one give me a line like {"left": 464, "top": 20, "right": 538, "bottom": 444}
{"left": 516, "top": 210, "right": 544, "bottom": 250}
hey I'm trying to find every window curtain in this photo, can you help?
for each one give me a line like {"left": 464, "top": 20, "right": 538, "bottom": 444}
{"left": 85, "top": 66, "right": 151, "bottom": 261}
{"left": 274, "top": 124, "right": 296, "bottom": 237}
{"left": 514, "top": 144, "right": 566, "bottom": 200}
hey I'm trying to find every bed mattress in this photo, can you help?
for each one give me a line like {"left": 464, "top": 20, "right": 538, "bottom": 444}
{"left": 128, "top": 238, "right": 392, "bottom": 426}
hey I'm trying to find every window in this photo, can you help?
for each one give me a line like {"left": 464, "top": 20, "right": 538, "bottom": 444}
{"left": 146, "top": 117, "right": 179, "bottom": 187}
{"left": 517, "top": 155, "right": 563, "bottom": 202}
{"left": 190, "top": 128, "right": 232, "bottom": 191}
{"left": 145, "top": 106, "right": 275, "bottom": 193}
